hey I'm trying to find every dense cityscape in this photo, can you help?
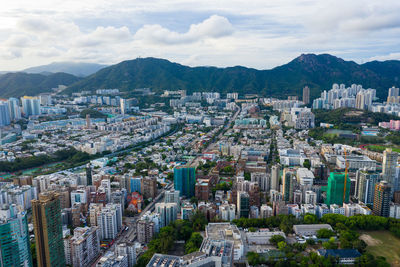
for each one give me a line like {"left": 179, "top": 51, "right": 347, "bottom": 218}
{"left": 0, "top": 82, "right": 400, "bottom": 267}
{"left": 2, "top": 1, "right": 400, "bottom": 267}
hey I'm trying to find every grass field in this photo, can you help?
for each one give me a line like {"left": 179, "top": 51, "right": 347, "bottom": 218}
{"left": 360, "top": 231, "right": 400, "bottom": 266}
{"left": 365, "top": 145, "right": 400, "bottom": 153}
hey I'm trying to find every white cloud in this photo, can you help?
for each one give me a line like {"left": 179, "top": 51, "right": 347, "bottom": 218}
{"left": 0, "top": 0, "right": 399, "bottom": 70}
{"left": 134, "top": 15, "right": 233, "bottom": 45}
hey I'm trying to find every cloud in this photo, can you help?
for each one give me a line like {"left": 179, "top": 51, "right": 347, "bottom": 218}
{"left": 134, "top": 15, "right": 233, "bottom": 45}
{"left": 368, "top": 53, "right": 400, "bottom": 61}
{"left": 75, "top": 26, "right": 133, "bottom": 47}
{"left": 0, "top": 1, "right": 400, "bottom": 70}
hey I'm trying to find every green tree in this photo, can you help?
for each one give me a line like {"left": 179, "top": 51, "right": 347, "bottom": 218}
{"left": 278, "top": 241, "right": 288, "bottom": 251}
{"left": 270, "top": 235, "right": 286, "bottom": 246}
{"left": 303, "top": 159, "right": 311, "bottom": 169}
{"left": 316, "top": 228, "right": 335, "bottom": 238}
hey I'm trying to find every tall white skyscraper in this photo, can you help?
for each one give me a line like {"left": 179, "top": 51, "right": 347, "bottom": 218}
{"left": 0, "top": 101, "right": 11, "bottom": 126}
{"left": 271, "top": 164, "right": 280, "bottom": 191}
{"left": 382, "top": 148, "right": 398, "bottom": 191}
{"left": 7, "top": 98, "right": 21, "bottom": 121}
{"left": 21, "top": 96, "right": 41, "bottom": 117}
{"left": 96, "top": 203, "right": 122, "bottom": 240}
{"left": 155, "top": 202, "right": 177, "bottom": 228}
{"left": 120, "top": 98, "right": 126, "bottom": 115}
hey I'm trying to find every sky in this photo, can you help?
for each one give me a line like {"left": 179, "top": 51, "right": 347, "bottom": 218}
{"left": 1, "top": 0, "right": 400, "bottom": 71}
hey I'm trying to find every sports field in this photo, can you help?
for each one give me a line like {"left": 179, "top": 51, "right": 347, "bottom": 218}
{"left": 365, "top": 145, "right": 400, "bottom": 153}
{"left": 359, "top": 231, "right": 400, "bottom": 266}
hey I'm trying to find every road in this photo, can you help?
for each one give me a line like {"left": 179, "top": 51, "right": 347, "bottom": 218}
{"left": 190, "top": 105, "right": 241, "bottom": 167}
{"left": 93, "top": 107, "right": 240, "bottom": 263}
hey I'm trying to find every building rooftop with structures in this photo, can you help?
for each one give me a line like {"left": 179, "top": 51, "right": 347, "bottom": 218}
{"left": 204, "top": 223, "right": 244, "bottom": 261}
{"left": 293, "top": 224, "right": 333, "bottom": 237}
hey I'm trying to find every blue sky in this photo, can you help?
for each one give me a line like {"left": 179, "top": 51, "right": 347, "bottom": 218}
{"left": 1, "top": 0, "right": 400, "bottom": 70}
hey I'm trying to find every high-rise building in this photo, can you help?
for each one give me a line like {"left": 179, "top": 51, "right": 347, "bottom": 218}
{"left": 251, "top": 172, "right": 269, "bottom": 191}
{"left": 271, "top": 164, "right": 280, "bottom": 191}
{"left": 141, "top": 177, "right": 157, "bottom": 199}
{"left": 155, "top": 202, "right": 177, "bottom": 228}
{"left": 355, "top": 170, "right": 380, "bottom": 204}
{"left": 260, "top": 204, "right": 273, "bottom": 218}
{"left": 120, "top": 98, "right": 126, "bottom": 115}
{"left": 21, "top": 96, "right": 41, "bottom": 117}
{"left": 387, "top": 86, "right": 400, "bottom": 104}
{"left": 174, "top": 167, "right": 196, "bottom": 198}
{"left": 305, "top": 191, "right": 317, "bottom": 205}
{"left": 325, "top": 172, "right": 350, "bottom": 206}
{"left": 164, "top": 189, "right": 180, "bottom": 209}
{"left": 32, "top": 191, "right": 66, "bottom": 267}
{"left": 39, "top": 94, "right": 52, "bottom": 106}
{"left": 129, "top": 177, "right": 142, "bottom": 194}
{"left": 303, "top": 86, "right": 310, "bottom": 105}
{"left": 64, "top": 226, "right": 100, "bottom": 267}
{"left": 86, "top": 114, "right": 91, "bottom": 129}
{"left": 237, "top": 191, "right": 249, "bottom": 218}
{"left": 282, "top": 168, "right": 295, "bottom": 201}
{"left": 7, "top": 97, "right": 21, "bottom": 121}
{"left": 219, "top": 203, "right": 236, "bottom": 221}
{"left": 116, "top": 243, "right": 137, "bottom": 267}
{"left": 97, "top": 203, "right": 123, "bottom": 240}
{"left": 0, "top": 101, "right": 11, "bottom": 126}
{"left": 373, "top": 181, "right": 391, "bottom": 217}
{"left": 382, "top": 148, "right": 398, "bottom": 190}
{"left": 0, "top": 205, "right": 32, "bottom": 267}
{"left": 86, "top": 163, "right": 92, "bottom": 185}
{"left": 137, "top": 219, "right": 155, "bottom": 244}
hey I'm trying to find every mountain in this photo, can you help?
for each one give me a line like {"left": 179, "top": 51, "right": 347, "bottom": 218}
{"left": 0, "top": 72, "right": 81, "bottom": 98}
{"left": 60, "top": 54, "right": 400, "bottom": 100}
{"left": 23, "top": 62, "right": 107, "bottom": 77}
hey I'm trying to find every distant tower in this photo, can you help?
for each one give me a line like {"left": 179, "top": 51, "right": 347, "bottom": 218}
{"left": 86, "top": 163, "right": 93, "bottom": 186}
{"left": 303, "top": 86, "right": 310, "bottom": 105}
{"left": 120, "top": 98, "right": 126, "bottom": 115}
{"left": 271, "top": 164, "right": 280, "bottom": 191}
{"left": 373, "top": 181, "right": 391, "bottom": 217}
{"left": 382, "top": 148, "right": 398, "bottom": 190}
{"left": 86, "top": 114, "right": 91, "bottom": 129}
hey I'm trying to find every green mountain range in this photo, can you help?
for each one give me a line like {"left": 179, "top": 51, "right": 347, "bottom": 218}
{"left": 64, "top": 54, "right": 400, "bottom": 100}
{"left": 0, "top": 72, "right": 81, "bottom": 98}
{"left": 2, "top": 54, "right": 400, "bottom": 99}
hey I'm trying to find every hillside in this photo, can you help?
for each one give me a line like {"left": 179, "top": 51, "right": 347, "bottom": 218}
{"left": 64, "top": 54, "right": 400, "bottom": 100}
{"left": 23, "top": 62, "right": 107, "bottom": 77}
{"left": 0, "top": 72, "right": 81, "bottom": 98}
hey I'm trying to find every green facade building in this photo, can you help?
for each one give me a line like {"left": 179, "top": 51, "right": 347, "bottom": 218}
{"left": 325, "top": 172, "right": 350, "bottom": 206}
{"left": 0, "top": 205, "right": 32, "bottom": 267}
{"left": 32, "top": 192, "right": 66, "bottom": 267}
{"left": 174, "top": 167, "right": 196, "bottom": 198}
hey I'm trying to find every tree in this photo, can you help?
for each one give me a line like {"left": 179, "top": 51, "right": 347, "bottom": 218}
{"left": 190, "top": 197, "right": 198, "bottom": 206}
{"left": 304, "top": 214, "right": 318, "bottom": 224}
{"left": 316, "top": 228, "right": 335, "bottom": 239}
{"left": 185, "top": 232, "right": 203, "bottom": 254}
{"left": 166, "top": 172, "right": 174, "bottom": 181}
{"left": 270, "top": 234, "right": 286, "bottom": 246}
{"left": 278, "top": 241, "right": 288, "bottom": 251}
{"left": 322, "top": 237, "right": 338, "bottom": 249}
{"left": 303, "top": 159, "right": 311, "bottom": 169}
{"left": 247, "top": 252, "right": 263, "bottom": 266}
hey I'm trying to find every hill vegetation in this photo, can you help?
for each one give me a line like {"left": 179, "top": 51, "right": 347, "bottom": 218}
{"left": 0, "top": 72, "right": 81, "bottom": 98}
{"left": 65, "top": 54, "right": 400, "bottom": 100}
